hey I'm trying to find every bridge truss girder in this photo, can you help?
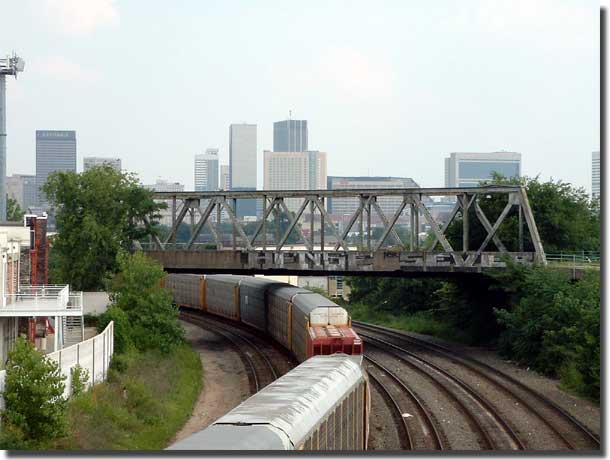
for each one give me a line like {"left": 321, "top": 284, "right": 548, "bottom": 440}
{"left": 143, "top": 186, "right": 546, "bottom": 270}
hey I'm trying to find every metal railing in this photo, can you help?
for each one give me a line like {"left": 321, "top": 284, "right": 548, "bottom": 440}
{"left": 546, "top": 252, "right": 601, "bottom": 264}
{"left": 3, "top": 285, "right": 83, "bottom": 313}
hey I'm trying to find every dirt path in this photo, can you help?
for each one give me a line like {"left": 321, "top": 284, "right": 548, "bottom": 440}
{"left": 171, "top": 320, "right": 251, "bottom": 445}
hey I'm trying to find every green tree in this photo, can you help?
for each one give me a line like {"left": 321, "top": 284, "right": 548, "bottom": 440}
{"left": 109, "top": 251, "right": 183, "bottom": 353}
{"left": 43, "top": 165, "right": 164, "bottom": 291}
{"left": 1, "top": 338, "right": 67, "bottom": 446}
{"left": 6, "top": 196, "right": 24, "bottom": 222}
{"left": 443, "top": 175, "right": 600, "bottom": 254}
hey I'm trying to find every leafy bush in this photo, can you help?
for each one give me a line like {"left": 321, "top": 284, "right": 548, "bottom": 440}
{"left": 109, "top": 251, "right": 184, "bottom": 353}
{"left": 70, "top": 365, "right": 90, "bottom": 397}
{"left": 1, "top": 338, "right": 67, "bottom": 446}
{"left": 98, "top": 306, "right": 133, "bottom": 355}
{"left": 494, "top": 268, "right": 600, "bottom": 401}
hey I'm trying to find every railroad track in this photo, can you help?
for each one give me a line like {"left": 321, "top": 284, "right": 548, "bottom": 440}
{"left": 180, "top": 310, "right": 279, "bottom": 393}
{"left": 354, "top": 321, "right": 600, "bottom": 451}
{"left": 366, "top": 355, "right": 444, "bottom": 450}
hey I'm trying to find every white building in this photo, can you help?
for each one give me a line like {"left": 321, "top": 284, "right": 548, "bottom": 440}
{"left": 327, "top": 176, "right": 419, "bottom": 219}
{"left": 229, "top": 124, "right": 257, "bottom": 191}
{"left": 0, "top": 221, "right": 83, "bottom": 362}
{"left": 444, "top": 151, "right": 521, "bottom": 187}
{"left": 83, "top": 156, "right": 122, "bottom": 172}
{"left": 194, "top": 149, "right": 219, "bottom": 191}
{"left": 220, "top": 164, "right": 230, "bottom": 191}
{"left": 592, "top": 151, "right": 600, "bottom": 200}
{"left": 143, "top": 179, "right": 185, "bottom": 226}
{"left": 264, "top": 150, "right": 327, "bottom": 212}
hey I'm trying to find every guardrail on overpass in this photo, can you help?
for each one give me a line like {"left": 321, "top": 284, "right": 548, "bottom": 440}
{"left": 140, "top": 186, "right": 547, "bottom": 274}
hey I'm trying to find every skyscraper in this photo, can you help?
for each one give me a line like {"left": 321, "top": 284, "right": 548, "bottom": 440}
{"left": 83, "top": 156, "right": 121, "bottom": 172}
{"left": 444, "top": 151, "right": 521, "bottom": 187}
{"left": 220, "top": 164, "right": 230, "bottom": 191}
{"left": 36, "top": 130, "right": 77, "bottom": 205}
{"left": 592, "top": 151, "right": 600, "bottom": 199}
{"left": 194, "top": 149, "right": 219, "bottom": 191}
{"left": 273, "top": 119, "right": 308, "bottom": 152}
{"left": 229, "top": 123, "right": 257, "bottom": 216}
{"left": 6, "top": 174, "right": 37, "bottom": 211}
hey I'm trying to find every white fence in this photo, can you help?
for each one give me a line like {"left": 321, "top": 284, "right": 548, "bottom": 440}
{"left": 0, "top": 321, "right": 114, "bottom": 408}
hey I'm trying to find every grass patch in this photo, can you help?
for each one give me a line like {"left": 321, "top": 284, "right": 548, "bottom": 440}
{"left": 346, "top": 302, "right": 471, "bottom": 344}
{"left": 60, "top": 344, "right": 202, "bottom": 450}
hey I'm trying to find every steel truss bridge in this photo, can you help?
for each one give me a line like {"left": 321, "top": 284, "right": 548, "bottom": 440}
{"left": 140, "top": 186, "right": 546, "bottom": 276}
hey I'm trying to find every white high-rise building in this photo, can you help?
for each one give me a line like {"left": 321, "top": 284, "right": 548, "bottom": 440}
{"left": 229, "top": 123, "right": 257, "bottom": 217}
{"left": 220, "top": 164, "right": 230, "bottom": 191}
{"left": 444, "top": 151, "right": 521, "bottom": 187}
{"left": 592, "top": 151, "right": 600, "bottom": 199}
{"left": 264, "top": 150, "right": 327, "bottom": 212}
{"left": 83, "top": 156, "right": 121, "bottom": 172}
{"left": 194, "top": 149, "right": 219, "bottom": 191}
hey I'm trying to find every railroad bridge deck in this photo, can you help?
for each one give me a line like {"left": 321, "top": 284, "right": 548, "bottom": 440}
{"left": 140, "top": 186, "right": 546, "bottom": 276}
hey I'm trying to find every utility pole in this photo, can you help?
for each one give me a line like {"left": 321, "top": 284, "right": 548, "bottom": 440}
{"left": 0, "top": 53, "right": 25, "bottom": 221}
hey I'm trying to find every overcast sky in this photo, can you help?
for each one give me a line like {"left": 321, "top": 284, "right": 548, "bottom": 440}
{"left": 1, "top": 0, "right": 600, "bottom": 191}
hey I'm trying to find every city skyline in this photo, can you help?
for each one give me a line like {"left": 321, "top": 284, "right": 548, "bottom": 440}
{"left": 0, "top": 1, "right": 599, "bottom": 193}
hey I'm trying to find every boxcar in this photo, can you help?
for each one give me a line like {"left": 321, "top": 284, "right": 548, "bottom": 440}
{"left": 168, "top": 354, "right": 369, "bottom": 451}
{"left": 166, "top": 273, "right": 204, "bottom": 309}
{"left": 205, "top": 275, "right": 240, "bottom": 321}
{"left": 266, "top": 285, "right": 309, "bottom": 351}
{"left": 238, "top": 277, "right": 277, "bottom": 332}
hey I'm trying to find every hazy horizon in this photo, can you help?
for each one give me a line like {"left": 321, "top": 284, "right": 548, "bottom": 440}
{"left": 1, "top": 0, "right": 600, "bottom": 192}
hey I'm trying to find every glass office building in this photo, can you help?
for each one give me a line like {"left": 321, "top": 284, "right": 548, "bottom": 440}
{"left": 444, "top": 152, "right": 521, "bottom": 187}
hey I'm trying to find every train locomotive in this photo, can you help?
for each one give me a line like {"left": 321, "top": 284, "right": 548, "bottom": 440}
{"left": 164, "top": 273, "right": 363, "bottom": 362}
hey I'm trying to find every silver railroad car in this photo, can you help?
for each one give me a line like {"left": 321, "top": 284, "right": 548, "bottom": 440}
{"left": 266, "top": 285, "right": 309, "bottom": 351}
{"left": 167, "top": 273, "right": 204, "bottom": 309}
{"left": 290, "top": 293, "right": 349, "bottom": 363}
{"left": 205, "top": 275, "right": 240, "bottom": 320}
{"left": 238, "top": 277, "right": 276, "bottom": 332}
{"left": 168, "top": 354, "right": 369, "bottom": 451}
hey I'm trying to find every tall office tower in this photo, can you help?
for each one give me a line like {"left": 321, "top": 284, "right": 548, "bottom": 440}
{"left": 36, "top": 130, "right": 77, "bottom": 206}
{"left": 444, "top": 151, "right": 521, "bottom": 187}
{"left": 6, "top": 174, "right": 37, "bottom": 211}
{"left": 327, "top": 176, "right": 419, "bottom": 218}
{"left": 229, "top": 123, "right": 257, "bottom": 217}
{"left": 592, "top": 151, "right": 600, "bottom": 199}
{"left": 194, "top": 149, "right": 219, "bottom": 191}
{"left": 273, "top": 119, "right": 308, "bottom": 152}
{"left": 264, "top": 150, "right": 327, "bottom": 212}
{"left": 83, "top": 156, "right": 122, "bottom": 172}
{"left": 220, "top": 164, "right": 230, "bottom": 190}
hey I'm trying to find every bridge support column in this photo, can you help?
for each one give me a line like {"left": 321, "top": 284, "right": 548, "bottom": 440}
{"left": 367, "top": 199, "right": 372, "bottom": 251}
{"left": 462, "top": 193, "right": 469, "bottom": 252}
{"left": 262, "top": 196, "right": 267, "bottom": 251}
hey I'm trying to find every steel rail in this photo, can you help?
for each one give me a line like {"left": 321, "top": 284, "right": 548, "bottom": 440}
{"left": 365, "top": 355, "right": 445, "bottom": 450}
{"left": 180, "top": 311, "right": 278, "bottom": 392}
{"left": 366, "top": 371, "right": 413, "bottom": 450}
{"left": 354, "top": 321, "right": 600, "bottom": 450}
{"left": 362, "top": 333, "right": 521, "bottom": 450}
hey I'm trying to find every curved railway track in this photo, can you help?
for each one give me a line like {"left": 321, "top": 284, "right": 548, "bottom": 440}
{"left": 366, "top": 355, "right": 444, "bottom": 450}
{"left": 180, "top": 310, "right": 280, "bottom": 392}
{"left": 354, "top": 321, "right": 600, "bottom": 451}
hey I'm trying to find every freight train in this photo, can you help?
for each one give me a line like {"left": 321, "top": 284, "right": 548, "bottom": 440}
{"left": 169, "top": 354, "right": 370, "bottom": 451}
{"left": 164, "top": 274, "right": 363, "bottom": 362}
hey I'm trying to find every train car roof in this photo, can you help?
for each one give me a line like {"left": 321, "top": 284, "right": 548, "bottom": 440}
{"left": 267, "top": 284, "right": 310, "bottom": 300}
{"left": 168, "top": 424, "right": 290, "bottom": 450}
{"left": 238, "top": 277, "right": 285, "bottom": 289}
{"left": 291, "top": 292, "right": 339, "bottom": 313}
{"left": 207, "top": 354, "right": 363, "bottom": 449}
